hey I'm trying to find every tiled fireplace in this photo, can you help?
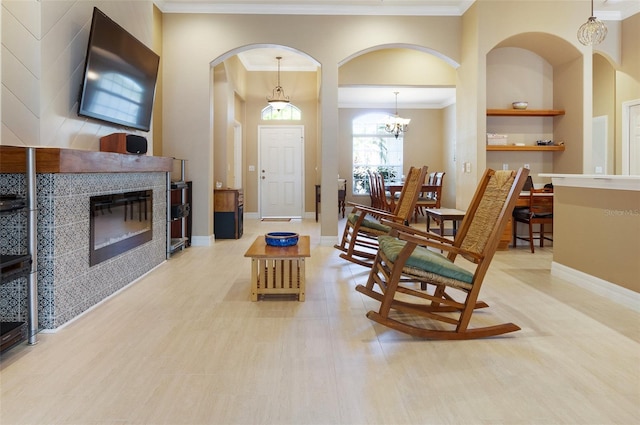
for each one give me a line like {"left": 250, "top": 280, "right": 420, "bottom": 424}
{"left": 0, "top": 147, "right": 172, "bottom": 331}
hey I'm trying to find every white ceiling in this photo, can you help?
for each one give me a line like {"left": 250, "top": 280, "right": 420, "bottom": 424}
{"left": 158, "top": 0, "right": 639, "bottom": 109}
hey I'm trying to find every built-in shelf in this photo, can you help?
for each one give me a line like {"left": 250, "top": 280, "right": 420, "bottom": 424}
{"left": 486, "top": 109, "right": 565, "bottom": 116}
{"left": 486, "top": 145, "right": 565, "bottom": 151}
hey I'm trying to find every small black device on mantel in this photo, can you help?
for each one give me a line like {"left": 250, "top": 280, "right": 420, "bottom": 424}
{"left": 77, "top": 7, "right": 160, "bottom": 132}
{"left": 100, "top": 133, "right": 148, "bottom": 154}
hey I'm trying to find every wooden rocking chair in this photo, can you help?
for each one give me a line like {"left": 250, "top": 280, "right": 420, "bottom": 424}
{"left": 334, "top": 165, "right": 428, "bottom": 268}
{"left": 356, "top": 168, "right": 529, "bottom": 339}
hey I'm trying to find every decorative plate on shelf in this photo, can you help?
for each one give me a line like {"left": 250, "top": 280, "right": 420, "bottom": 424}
{"left": 265, "top": 232, "right": 299, "bottom": 247}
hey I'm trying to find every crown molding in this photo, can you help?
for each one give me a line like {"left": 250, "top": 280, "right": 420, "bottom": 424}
{"left": 154, "top": 1, "right": 475, "bottom": 16}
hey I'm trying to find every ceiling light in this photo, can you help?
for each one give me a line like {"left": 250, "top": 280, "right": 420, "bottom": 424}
{"left": 577, "top": 0, "right": 608, "bottom": 46}
{"left": 266, "top": 56, "right": 290, "bottom": 110}
{"left": 385, "top": 92, "right": 410, "bottom": 139}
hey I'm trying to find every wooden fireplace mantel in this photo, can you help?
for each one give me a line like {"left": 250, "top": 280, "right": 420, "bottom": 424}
{"left": 0, "top": 146, "right": 173, "bottom": 173}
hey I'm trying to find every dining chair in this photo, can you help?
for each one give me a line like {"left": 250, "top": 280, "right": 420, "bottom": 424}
{"left": 355, "top": 167, "right": 530, "bottom": 339}
{"left": 375, "top": 172, "right": 394, "bottom": 212}
{"left": 334, "top": 165, "right": 428, "bottom": 268}
{"left": 512, "top": 187, "right": 554, "bottom": 253}
{"left": 414, "top": 171, "right": 445, "bottom": 222}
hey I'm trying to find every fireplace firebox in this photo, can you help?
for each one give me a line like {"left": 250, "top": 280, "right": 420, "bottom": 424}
{"left": 90, "top": 190, "right": 152, "bottom": 266}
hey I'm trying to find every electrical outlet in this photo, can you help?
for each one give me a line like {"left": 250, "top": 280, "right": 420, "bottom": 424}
{"left": 502, "top": 163, "right": 509, "bottom": 170}
{"left": 524, "top": 163, "right": 530, "bottom": 169}
{"left": 248, "top": 165, "right": 255, "bottom": 172}
{"left": 464, "top": 162, "right": 471, "bottom": 173}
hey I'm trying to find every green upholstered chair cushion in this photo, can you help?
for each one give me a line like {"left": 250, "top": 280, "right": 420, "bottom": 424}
{"left": 347, "top": 212, "right": 390, "bottom": 233}
{"left": 378, "top": 235, "right": 474, "bottom": 284}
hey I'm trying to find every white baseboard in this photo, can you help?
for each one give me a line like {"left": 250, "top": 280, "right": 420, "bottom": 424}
{"left": 191, "top": 235, "right": 214, "bottom": 246}
{"left": 551, "top": 261, "right": 640, "bottom": 312}
{"left": 320, "top": 235, "right": 339, "bottom": 246}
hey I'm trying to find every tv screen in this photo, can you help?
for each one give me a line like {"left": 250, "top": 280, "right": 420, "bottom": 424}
{"left": 78, "top": 8, "right": 160, "bottom": 132}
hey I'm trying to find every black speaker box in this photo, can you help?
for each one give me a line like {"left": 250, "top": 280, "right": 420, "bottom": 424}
{"left": 99, "top": 133, "right": 148, "bottom": 155}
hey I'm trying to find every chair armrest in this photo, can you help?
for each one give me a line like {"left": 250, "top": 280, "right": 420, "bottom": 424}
{"left": 380, "top": 219, "right": 454, "bottom": 248}
{"left": 349, "top": 204, "right": 405, "bottom": 222}
{"left": 380, "top": 219, "right": 483, "bottom": 262}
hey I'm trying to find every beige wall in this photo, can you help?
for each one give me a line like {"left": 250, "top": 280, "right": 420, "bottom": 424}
{"left": 340, "top": 48, "right": 457, "bottom": 86}
{"left": 486, "top": 47, "right": 556, "bottom": 185}
{"left": 593, "top": 54, "right": 616, "bottom": 174}
{"left": 337, "top": 108, "right": 446, "bottom": 206}
{"left": 616, "top": 13, "right": 640, "bottom": 172}
{"left": 1, "top": 2, "right": 637, "bottom": 293}
{"left": 243, "top": 71, "right": 319, "bottom": 214}
{"left": 160, "top": 13, "right": 462, "bottom": 238}
{"left": 554, "top": 186, "right": 640, "bottom": 292}
{"left": 152, "top": 5, "right": 164, "bottom": 156}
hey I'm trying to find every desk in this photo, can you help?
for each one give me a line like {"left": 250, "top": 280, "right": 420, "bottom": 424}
{"left": 315, "top": 179, "right": 347, "bottom": 222}
{"left": 425, "top": 208, "right": 466, "bottom": 239}
{"left": 244, "top": 235, "right": 310, "bottom": 301}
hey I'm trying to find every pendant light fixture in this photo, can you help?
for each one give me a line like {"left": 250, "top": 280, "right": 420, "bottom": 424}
{"left": 385, "top": 91, "right": 410, "bottom": 139}
{"left": 266, "top": 56, "right": 290, "bottom": 111}
{"left": 577, "top": 0, "right": 608, "bottom": 46}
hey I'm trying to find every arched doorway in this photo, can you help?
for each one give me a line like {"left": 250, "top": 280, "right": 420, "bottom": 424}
{"left": 210, "top": 46, "right": 321, "bottom": 219}
{"left": 337, "top": 45, "right": 459, "bottom": 208}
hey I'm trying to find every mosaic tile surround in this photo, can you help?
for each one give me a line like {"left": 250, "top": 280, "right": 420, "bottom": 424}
{"left": 0, "top": 172, "right": 167, "bottom": 330}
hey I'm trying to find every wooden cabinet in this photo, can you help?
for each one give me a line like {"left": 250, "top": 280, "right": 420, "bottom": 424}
{"left": 214, "top": 189, "right": 243, "bottom": 239}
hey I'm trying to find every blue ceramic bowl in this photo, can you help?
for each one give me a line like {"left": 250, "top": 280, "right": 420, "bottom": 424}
{"left": 265, "top": 232, "right": 299, "bottom": 247}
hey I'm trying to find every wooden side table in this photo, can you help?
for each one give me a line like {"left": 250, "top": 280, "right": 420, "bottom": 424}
{"left": 244, "top": 235, "right": 310, "bottom": 301}
{"left": 425, "top": 208, "right": 466, "bottom": 239}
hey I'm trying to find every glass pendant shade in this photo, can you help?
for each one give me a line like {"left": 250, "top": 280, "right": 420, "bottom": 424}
{"left": 385, "top": 115, "right": 411, "bottom": 139}
{"left": 267, "top": 56, "right": 290, "bottom": 111}
{"left": 385, "top": 92, "right": 410, "bottom": 139}
{"left": 577, "top": 16, "right": 608, "bottom": 46}
{"left": 577, "top": 1, "right": 607, "bottom": 46}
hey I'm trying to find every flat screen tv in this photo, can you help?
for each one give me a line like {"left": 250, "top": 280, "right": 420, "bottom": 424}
{"left": 78, "top": 8, "right": 160, "bottom": 132}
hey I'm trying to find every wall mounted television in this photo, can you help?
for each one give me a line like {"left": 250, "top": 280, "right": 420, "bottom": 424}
{"left": 78, "top": 7, "right": 160, "bottom": 132}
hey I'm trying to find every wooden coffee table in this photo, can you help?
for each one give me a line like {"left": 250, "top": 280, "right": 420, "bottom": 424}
{"left": 425, "top": 208, "right": 466, "bottom": 239}
{"left": 244, "top": 235, "right": 310, "bottom": 301}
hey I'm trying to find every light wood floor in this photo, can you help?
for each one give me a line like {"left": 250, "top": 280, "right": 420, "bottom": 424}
{"left": 1, "top": 218, "right": 638, "bottom": 424}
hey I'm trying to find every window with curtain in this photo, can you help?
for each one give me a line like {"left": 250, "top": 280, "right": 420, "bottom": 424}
{"left": 352, "top": 112, "right": 403, "bottom": 194}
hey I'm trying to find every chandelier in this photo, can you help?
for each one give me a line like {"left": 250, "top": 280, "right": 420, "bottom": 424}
{"left": 266, "top": 56, "right": 290, "bottom": 111}
{"left": 385, "top": 91, "right": 410, "bottom": 139}
{"left": 577, "top": 0, "right": 607, "bottom": 46}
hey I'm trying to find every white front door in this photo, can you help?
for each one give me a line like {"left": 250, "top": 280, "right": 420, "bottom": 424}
{"left": 259, "top": 126, "right": 304, "bottom": 218}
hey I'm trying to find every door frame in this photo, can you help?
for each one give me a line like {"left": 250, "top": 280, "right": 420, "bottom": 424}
{"left": 622, "top": 98, "right": 640, "bottom": 175}
{"left": 258, "top": 125, "right": 305, "bottom": 218}
{"left": 233, "top": 121, "right": 243, "bottom": 189}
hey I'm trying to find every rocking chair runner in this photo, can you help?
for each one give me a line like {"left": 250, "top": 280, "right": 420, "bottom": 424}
{"left": 355, "top": 167, "right": 530, "bottom": 339}
{"left": 334, "top": 165, "right": 428, "bottom": 268}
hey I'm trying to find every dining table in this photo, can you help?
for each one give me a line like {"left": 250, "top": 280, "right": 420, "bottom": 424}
{"left": 384, "top": 182, "right": 441, "bottom": 210}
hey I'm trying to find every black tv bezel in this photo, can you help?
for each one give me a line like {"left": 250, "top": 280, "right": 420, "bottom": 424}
{"left": 77, "top": 7, "right": 159, "bottom": 132}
